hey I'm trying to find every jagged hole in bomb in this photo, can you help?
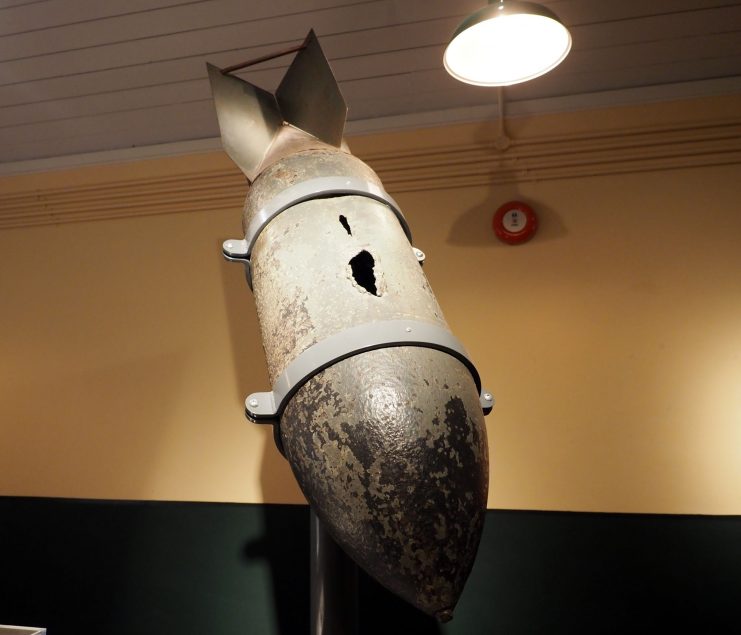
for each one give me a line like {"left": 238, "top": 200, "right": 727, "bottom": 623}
{"left": 339, "top": 215, "right": 352, "bottom": 235}
{"left": 349, "top": 250, "right": 379, "bottom": 296}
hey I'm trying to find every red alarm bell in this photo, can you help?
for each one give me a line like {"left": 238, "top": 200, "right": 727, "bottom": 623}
{"left": 493, "top": 201, "right": 538, "bottom": 245}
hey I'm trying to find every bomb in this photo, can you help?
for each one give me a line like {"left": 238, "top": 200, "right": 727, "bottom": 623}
{"left": 208, "top": 31, "right": 492, "bottom": 621}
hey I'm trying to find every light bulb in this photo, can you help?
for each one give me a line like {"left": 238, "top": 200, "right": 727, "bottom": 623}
{"left": 444, "top": 1, "right": 572, "bottom": 86}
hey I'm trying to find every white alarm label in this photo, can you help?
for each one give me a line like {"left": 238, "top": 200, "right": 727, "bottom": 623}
{"left": 502, "top": 209, "right": 528, "bottom": 233}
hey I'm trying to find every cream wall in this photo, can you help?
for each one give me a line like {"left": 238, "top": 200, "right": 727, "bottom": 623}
{"left": 1, "top": 95, "right": 740, "bottom": 514}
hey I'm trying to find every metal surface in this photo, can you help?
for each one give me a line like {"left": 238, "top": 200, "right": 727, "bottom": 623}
{"left": 206, "top": 63, "right": 283, "bottom": 182}
{"left": 207, "top": 30, "right": 348, "bottom": 183}
{"left": 310, "top": 510, "right": 358, "bottom": 635}
{"left": 246, "top": 148, "right": 489, "bottom": 620}
{"left": 210, "top": 32, "right": 490, "bottom": 621}
{"left": 244, "top": 318, "right": 493, "bottom": 420}
{"left": 223, "top": 176, "right": 409, "bottom": 289}
{"left": 283, "top": 347, "right": 487, "bottom": 621}
{"left": 221, "top": 240, "right": 427, "bottom": 289}
{"left": 276, "top": 30, "right": 347, "bottom": 149}
{"left": 224, "top": 176, "right": 410, "bottom": 261}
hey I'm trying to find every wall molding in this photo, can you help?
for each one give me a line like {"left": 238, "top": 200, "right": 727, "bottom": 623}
{"left": 370, "top": 117, "right": 741, "bottom": 189}
{"left": 0, "top": 168, "right": 245, "bottom": 229}
{"left": 2, "top": 112, "right": 740, "bottom": 230}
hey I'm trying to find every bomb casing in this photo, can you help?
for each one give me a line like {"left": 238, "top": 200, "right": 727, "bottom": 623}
{"left": 209, "top": 31, "right": 491, "bottom": 621}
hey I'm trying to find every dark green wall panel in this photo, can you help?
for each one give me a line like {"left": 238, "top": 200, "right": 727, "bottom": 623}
{"left": 0, "top": 498, "right": 309, "bottom": 634}
{"left": 1, "top": 498, "right": 740, "bottom": 634}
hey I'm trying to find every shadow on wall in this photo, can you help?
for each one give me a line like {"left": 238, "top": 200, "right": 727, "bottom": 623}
{"left": 220, "top": 248, "right": 308, "bottom": 632}
{"left": 446, "top": 187, "right": 568, "bottom": 248}
{"left": 444, "top": 115, "right": 568, "bottom": 248}
{"left": 217, "top": 247, "right": 304, "bottom": 502}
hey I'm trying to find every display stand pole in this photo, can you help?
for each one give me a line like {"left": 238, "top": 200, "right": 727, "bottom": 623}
{"left": 310, "top": 509, "right": 358, "bottom": 635}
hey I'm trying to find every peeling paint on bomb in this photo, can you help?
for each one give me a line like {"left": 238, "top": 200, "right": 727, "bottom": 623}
{"left": 209, "top": 33, "right": 490, "bottom": 622}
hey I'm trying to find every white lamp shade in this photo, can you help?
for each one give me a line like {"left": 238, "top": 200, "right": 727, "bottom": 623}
{"left": 444, "top": 1, "right": 572, "bottom": 87}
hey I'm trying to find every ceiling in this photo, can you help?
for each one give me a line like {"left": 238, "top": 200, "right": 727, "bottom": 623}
{"left": 1, "top": 0, "right": 740, "bottom": 168}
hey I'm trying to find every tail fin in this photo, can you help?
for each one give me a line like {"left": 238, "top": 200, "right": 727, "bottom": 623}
{"left": 207, "top": 30, "right": 347, "bottom": 181}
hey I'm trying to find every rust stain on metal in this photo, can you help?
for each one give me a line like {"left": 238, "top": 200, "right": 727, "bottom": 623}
{"left": 281, "top": 348, "right": 488, "bottom": 618}
{"left": 210, "top": 37, "right": 490, "bottom": 621}
{"left": 243, "top": 149, "right": 489, "bottom": 619}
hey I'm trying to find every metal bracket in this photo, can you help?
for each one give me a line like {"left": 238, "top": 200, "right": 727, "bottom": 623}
{"left": 223, "top": 176, "right": 411, "bottom": 288}
{"left": 222, "top": 238, "right": 253, "bottom": 286}
{"left": 245, "top": 319, "right": 494, "bottom": 423}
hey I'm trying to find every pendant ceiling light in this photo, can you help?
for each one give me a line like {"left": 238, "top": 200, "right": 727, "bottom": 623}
{"left": 444, "top": 0, "right": 572, "bottom": 86}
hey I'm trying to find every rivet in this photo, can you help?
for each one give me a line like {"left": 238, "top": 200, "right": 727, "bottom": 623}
{"left": 248, "top": 398, "right": 259, "bottom": 408}
{"left": 405, "top": 327, "right": 413, "bottom": 333}
{"left": 483, "top": 393, "right": 492, "bottom": 401}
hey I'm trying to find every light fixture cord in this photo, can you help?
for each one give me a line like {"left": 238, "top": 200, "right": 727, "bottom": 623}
{"left": 495, "top": 87, "right": 511, "bottom": 151}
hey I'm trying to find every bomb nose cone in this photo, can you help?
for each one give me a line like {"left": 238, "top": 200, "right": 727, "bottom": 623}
{"left": 280, "top": 346, "right": 489, "bottom": 618}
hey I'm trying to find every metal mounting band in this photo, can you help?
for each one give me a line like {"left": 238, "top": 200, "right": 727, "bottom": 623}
{"left": 223, "top": 177, "right": 411, "bottom": 287}
{"left": 245, "top": 319, "right": 494, "bottom": 423}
